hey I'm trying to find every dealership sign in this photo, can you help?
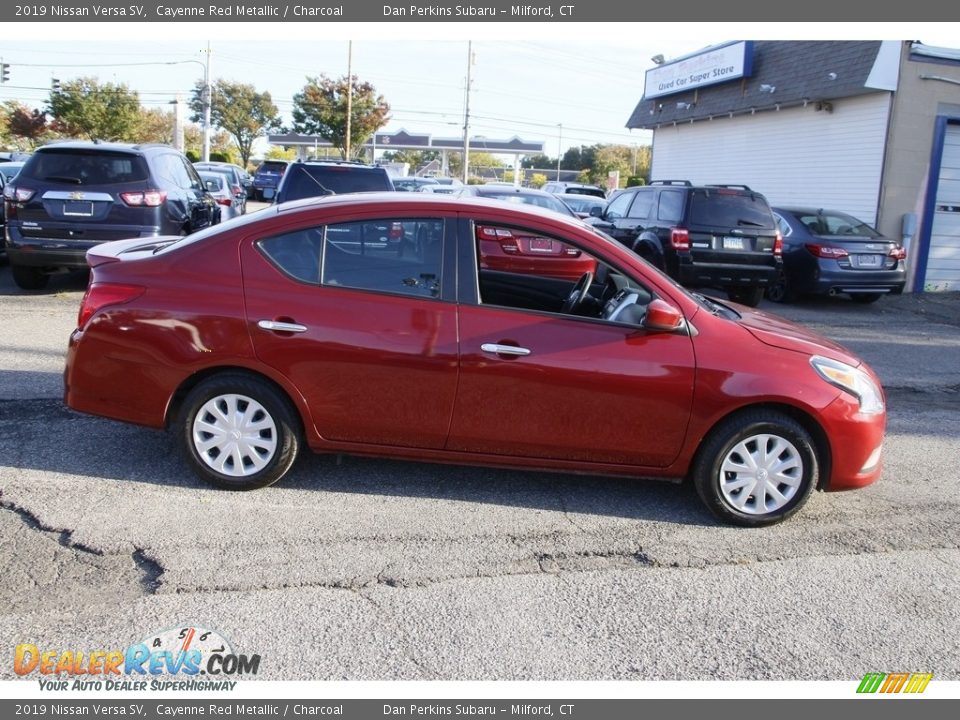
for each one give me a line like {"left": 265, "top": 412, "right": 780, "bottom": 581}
{"left": 643, "top": 41, "right": 754, "bottom": 99}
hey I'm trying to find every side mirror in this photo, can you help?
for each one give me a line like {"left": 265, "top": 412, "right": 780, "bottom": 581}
{"left": 589, "top": 206, "right": 603, "bottom": 218}
{"left": 643, "top": 299, "right": 684, "bottom": 332}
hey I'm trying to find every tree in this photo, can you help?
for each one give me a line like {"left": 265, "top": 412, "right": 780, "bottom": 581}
{"left": 4, "top": 102, "right": 49, "bottom": 148}
{"left": 189, "top": 79, "right": 279, "bottom": 167}
{"left": 521, "top": 153, "right": 554, "bottom": 169}
{"left": 132, "top": 107, "right": 175, "bottom": 144}
{"left": 292, "top": 75, "right": 390, "bottom": 160}
{"left": 47, "top": 77, "right": 141, "bottom": 141}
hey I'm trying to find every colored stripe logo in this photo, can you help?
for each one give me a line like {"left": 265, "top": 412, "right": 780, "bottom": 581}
{"left": 857, "top": 672, "right": 933, "bottom": 694}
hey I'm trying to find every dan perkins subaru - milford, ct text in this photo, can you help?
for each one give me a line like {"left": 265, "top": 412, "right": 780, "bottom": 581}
{"left": 384, "top": 5, "right": 576, "bottom": 17}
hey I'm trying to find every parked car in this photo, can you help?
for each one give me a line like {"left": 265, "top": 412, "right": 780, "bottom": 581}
{"left": 251, "top": 160, "right": 290, "bottom": 201}
{"left": 542, "top": 181, "right": 607, "bottom": 198}
{"left": 64, "top": 193, "right": 887, "bottom": 527}
{"left": 431, "top": 177, "right": 463, "bottom": 187}
{"left": 457, "top": 184, "right": 579, "bottom": 218}
{"left": 194, "top": 162, "right": 248, "bottom": 214}
{"left": 273, "top": 160, "right": 394, "bottom": 204}
{"left": 393, "top": 176, "right": 440, "bottom": 192}
{"left": 417, "top": 185, "right": 459, "bottom": 194}
{"left": 3, "top": 141, "right": 217, "bottom": 290}
{"left": 0, "top": 162, "right": 25, "bottom": 183}
{"left": 586, "top": 181, "right": 782, "bottom": 307}
{"left": 198, "top": 171, "right": 242, "bottom": 222}
{"left": 0, "top": 173, "right": 6, "bottom": 263}
{"left": 559, "top": 193, "right": 607, "bottom": 219}
{"left": 770, "top": 208, "right": 908, "bottom": 304}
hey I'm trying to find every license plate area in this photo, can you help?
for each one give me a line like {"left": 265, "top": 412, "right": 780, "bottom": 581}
{"left": 853, "top": 254, "right": 883, "bottom": 268}
{"left": 722, "top": 236, "right": 745, "bottom": 250}
{"left": 63, "top": 201, "right": 94, "bottom": 217}
{"left": 526, "top": 237, "right": 555, "bottom": 254}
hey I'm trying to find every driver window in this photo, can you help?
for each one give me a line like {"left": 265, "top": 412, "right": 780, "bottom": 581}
{"left": 474, "top": 223, "right": 652, "bottom": 325}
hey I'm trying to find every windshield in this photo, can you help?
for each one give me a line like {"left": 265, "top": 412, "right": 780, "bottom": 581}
{"left": 280, "top": 166, "right": 393, "bottom": 201}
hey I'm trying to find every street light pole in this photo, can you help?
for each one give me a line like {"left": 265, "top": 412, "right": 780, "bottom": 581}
{"left": 345, "top": 41, "right": 353, "bottom": 160}
{"left": 202, "top": 41, "right": 212, "bottom": 162}
{"left": 556, "top": 123, "right": 562, "bottom": 180}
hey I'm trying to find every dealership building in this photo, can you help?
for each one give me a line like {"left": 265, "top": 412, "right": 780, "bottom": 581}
{"left": 627, "top": 40, "right": 960, "bottom": 292}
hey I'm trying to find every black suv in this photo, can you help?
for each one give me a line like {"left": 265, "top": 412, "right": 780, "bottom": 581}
{"left": 273, "top": 160, "right": 395, "bottom": 204}
{"left": 3, "top": 141, "right": 217, "bottom": 290}
{"left": 587, "top": 181, "right": 781, "bottom": 306}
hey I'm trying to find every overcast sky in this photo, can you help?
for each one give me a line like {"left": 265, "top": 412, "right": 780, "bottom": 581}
{"left": 2, "top": 23, "right": 956, "bottom": 159}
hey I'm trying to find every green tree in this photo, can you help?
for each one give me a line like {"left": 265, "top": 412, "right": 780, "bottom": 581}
{"left": 132, "top": 107, "right": 175, "bottom": 144}
{"left": 47, "top": 77, "right": 141, "bottom": 141}
{"left": 292, "top": 75, "right": 390, "bottom": 160}
{"left": 190, "top": 79, "right": 279, "bottom": 167}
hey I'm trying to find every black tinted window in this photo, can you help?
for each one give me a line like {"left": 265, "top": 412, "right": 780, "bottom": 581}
{"left": 281, "top": 166, "right": 393, "bottom": 201}
{"left": 259, "top": 228, "right": 323, "bottom": 285}
{"left": 259, "top": 162, "right": 288, "bottom": 173}
{"left": 657, "top": 190, "right": 684, "bottom": 223}
{"left": 323, "top": 219, "right": 443, "bottom": 299}
{"left": 690, "top": 191, "right": 775, "bottom": 229}
{"left": 21, "top": 150, "right": 148, "bottom": 185}
{"left": 627, "top": 190, "right": 654, "bottom": 220}
{"left": 604, "top": 191, "right": 633, "bottom": 220}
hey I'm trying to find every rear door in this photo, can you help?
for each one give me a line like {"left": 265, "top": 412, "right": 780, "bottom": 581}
{"left": 240, "top": 210, "right": 460, "bottom": 449}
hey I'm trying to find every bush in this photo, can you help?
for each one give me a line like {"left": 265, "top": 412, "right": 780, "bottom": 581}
{"left": 185, "top": 150, "right": 200, "bottom": 162}
{"left": 529, "top": 173, "right": 547, "bottom": 189}
{"left": 626, "top": 176, "right": 646, "bottom": 187}
{"left": 209, "top": 151, "right": 234, "bottom": 164}
{"left": 466, "top": 176, "right": 485, "bottom": 185}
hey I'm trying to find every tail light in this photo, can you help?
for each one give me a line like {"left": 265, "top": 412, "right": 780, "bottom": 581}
{"left": 773, "top": 231, "right": 783, "bottom": 256}
{"left": 388, "top": 222, "right": 404, "bottom": 241}
{"left": 805, "top": 243, "right": 849, "bottom": 259}
{"left": 478, "top": 225, "right": 519, "bottom": 253}
{"left": 670, "top": 228, "right": 690, "bottom": 251}
{"left": 216, "top": 197, "right": 233, "bottom": 207}
{"left": 77, "top": 282, "right": 146, "bottom": 330}
{"left": 120, "top": 190, "right": 167, "bottom": 207}
{"left": 3, "top": 185, "right": 35, "bottom": 203}
{"left": 231, "top": 185, "right": 242, "bottom": 197}
{"left": 889, "top": 245, "right": 907, "bottom": 260}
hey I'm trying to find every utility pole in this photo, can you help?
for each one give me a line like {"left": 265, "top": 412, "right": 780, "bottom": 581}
{"left": 345, "top": 41, "right": 353, "bottom": 160}
{"left": 202, "top": 41, "right": 212, "bottom": 162}
{"left": 556, "top": 123, "right": 562, "bottom": 180}
{"left": 462, "top": 41, "right": 473, "bottom": 184}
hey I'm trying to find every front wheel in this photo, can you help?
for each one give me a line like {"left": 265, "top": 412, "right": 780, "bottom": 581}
{"left": 692, "top": 410, "right": 819, "bottom": 526}
{"left": 179, "top": 374, "right": 302, "bottom": 490}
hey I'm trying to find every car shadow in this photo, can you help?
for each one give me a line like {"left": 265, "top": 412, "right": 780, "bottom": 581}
{"left": 0, "top": 396, "right": 718, "bottom": 528}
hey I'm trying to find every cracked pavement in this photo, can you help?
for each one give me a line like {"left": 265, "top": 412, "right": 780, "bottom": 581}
{"left": 0, "top": 270, "right": 959, "bottom": 681}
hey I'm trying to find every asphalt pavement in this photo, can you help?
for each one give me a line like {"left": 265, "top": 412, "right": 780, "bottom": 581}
{"left": 0, "top": 262, "right": 958, "bottom": 681}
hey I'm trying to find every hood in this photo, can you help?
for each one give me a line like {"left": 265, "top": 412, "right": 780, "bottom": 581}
{"left": 734, "top": 305, "right": 861, "bottom": 366}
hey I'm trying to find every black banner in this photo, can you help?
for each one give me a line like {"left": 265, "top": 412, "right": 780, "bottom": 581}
{"left": 2, "top": 1, "right": 959, "bottom": 22}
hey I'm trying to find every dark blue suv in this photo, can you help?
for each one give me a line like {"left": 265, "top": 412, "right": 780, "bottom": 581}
{"left": 3, "top": 141, "right": 217, "bottom": 289}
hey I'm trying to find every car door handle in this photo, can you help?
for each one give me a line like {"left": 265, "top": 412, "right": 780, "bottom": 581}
{"left": 481, "top": 343, "right": 531, "bottom": 357}
{"left": 257, "top": 320, "right": 307, "bottom": 333}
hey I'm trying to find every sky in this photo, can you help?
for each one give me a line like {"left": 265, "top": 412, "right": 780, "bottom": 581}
{"left": 2, "top": 23, "right": 958, "bottom": 161}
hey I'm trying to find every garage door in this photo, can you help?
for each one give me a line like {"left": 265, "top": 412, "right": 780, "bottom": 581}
{"left": 926, "top": 123, "right": 960, "bottom": 292}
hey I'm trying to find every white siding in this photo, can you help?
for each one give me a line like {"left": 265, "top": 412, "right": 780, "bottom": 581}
{"left": 650, "top": 93, "right": 892, "bottom": 224}
{"left": 926, "top": 123, "right": 960, "bottom": 292}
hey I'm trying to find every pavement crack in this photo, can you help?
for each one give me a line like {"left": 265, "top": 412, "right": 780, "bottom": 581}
{"left": 132, "top": 548, "right": 165, "bottom": 594}
{"left": 0, "top": 496, "right": 102, "bottom": 556}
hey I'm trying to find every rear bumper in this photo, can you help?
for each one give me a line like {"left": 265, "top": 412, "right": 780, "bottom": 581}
{"left": 800, "top": 264, "right": 907, "bottom": 296}
{"left": 677, "top": 260, "right": 779, "bottom": 288}
{"left": 7, "top": 225, "right": 160, "bottom": 268}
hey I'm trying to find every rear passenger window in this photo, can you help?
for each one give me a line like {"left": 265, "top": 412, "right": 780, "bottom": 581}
{"left": 657, "top": 190, "right": 684, "bottom": 223}
{"left": 258, "top": 219, "right": 444, "bottom": 298}
{"left": 627, "top": 190, "right": 654, "bottom": 220}
{"left": 323, "top": 219, "right": 444, "bottom": 299}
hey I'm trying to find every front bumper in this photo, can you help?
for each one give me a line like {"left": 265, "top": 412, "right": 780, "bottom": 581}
{"left": 819, "top": 391, "right": 886, "bottom": 491}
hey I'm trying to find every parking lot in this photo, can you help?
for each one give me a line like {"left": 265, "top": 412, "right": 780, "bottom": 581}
{"left": 1, "top": 263, "right": 959, "bottom": 681}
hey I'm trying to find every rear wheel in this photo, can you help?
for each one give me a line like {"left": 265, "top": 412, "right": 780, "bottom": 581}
{"left": 727, "top": 286, "right": 764, "bottom": 307}
{"left": 179, "top": 374, "right": 302, "bottom": 490}
{"left": 765, "top": 274, "right": 796, "bottom": 304}
{"left": 11, "top": 264, "right": 50, "bottom": 290}
{"left": 692, "top": 410, "right": 818, "bottom": 527}
{"left": 850, "top": 293, "right": 882, "bottom": 304}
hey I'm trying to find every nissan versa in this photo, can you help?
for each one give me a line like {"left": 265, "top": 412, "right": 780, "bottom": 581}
{"left": 64, "top": 194, "right": 887, "bottom": 526}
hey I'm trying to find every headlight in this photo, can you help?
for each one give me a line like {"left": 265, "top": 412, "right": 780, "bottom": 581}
{"left": 810, "top": 356, "right": 885, "bottom": 415}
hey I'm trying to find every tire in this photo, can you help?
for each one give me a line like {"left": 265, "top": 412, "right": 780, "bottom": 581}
{"left": 11, "top": 264, "right": 50, "bottom": 291}
{"left": 179, "top": 373, "right": 302, "bottom": 490}
{"left": 765, "top": 274, "right": 796, "bottom": 304}
{"left": 727, "top": 286, "right": 764, "bottom": 307}
{"left": 691, "top": 410, "right": 819, "bottom": 527}
{"left": 850, "top": 293, "right": 882, "bottom": 304}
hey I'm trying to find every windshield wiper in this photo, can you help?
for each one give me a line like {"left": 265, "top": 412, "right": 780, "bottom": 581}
{"left": 44, "top": 175, "right": 82, "bottom": 184}
{"left": 691, "top": 292, "right": 723, "bottom": 315}
{"left": 736, "top": 218, "right": 765, "bottom": 227}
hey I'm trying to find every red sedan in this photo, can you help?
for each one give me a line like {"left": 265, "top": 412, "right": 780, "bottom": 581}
{"left": 64, "top": 194, "right": 887, "bottom": 526}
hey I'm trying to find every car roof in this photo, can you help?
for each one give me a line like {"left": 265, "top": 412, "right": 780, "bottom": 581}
{"left": 36, "top": 141, "right": 172, "bottom": 155}
{"left": 274, "top": 190, "right": 589, "bottom": 227}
